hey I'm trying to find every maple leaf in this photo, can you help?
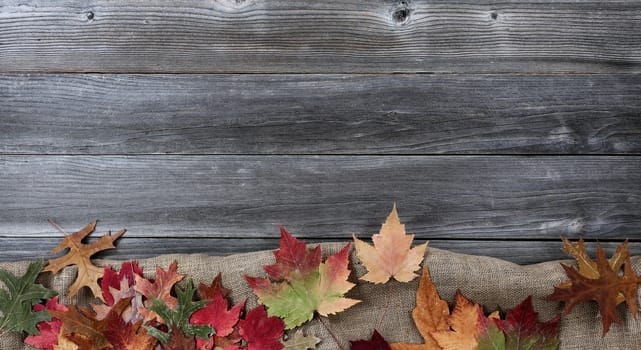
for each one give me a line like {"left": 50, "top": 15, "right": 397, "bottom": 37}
{"left": 104, "top": 315, "right": 157, "bottom": 350}
{"left": 135, "top": 261, "right": 185, "bottom": 322}
{"left": 478, "top": 297, "right": 560, "bottom": 350}
{"left": 0, "top": 260, "right": 57, "bottom": 336}
{"left": 245, "top": 227, "right": 360, "bottom": 329}
{"left": 190, "top": 292, "right": 245, "bottom": 350}
{"left": 54, "top": 333, "right": 79, "bottom": 350}
{"left": 430, "top": 291, "right": 480, "bottom": 350}
{"left": 102, "top": 261, "right": 144, "bottom": 305}
{"left": 198, "top": 272, "right": 231, "bottom": 300}
{"left": 24, "top": 296, "right": 68, "bottom": 350}
{"left": 49, "top": 297, "right": 131, "bottom": 350}
{"left": 391, "top": 267, "right": 449, "bottom": 350}
{"left": 392, "top": 268, "right": 559, "bottom": 350}
{"left": 353, "top": 205, "right": 428, "bottom": 284}
{"left": 43, "top": 221, "right": 125, "bottom": 300}
{"left": 283, "top": 330, "right": 320, "bottom": 349}
{"left": 556, "top": 238, "right": 628, "bottom": 305}
{"left": 350, "top": 330, "right": 391, "bottom": 350}
{"left": 144, "top": 280, "right": 214, "bottom": 344}
{"left": 94, "top": 278, "right": 145, "bottom": 322}
{"left": 547, "top": 241, "right": 641, "bottom": 335}
{"left": 238, "top": 305, "right": 285, "bottom": 350}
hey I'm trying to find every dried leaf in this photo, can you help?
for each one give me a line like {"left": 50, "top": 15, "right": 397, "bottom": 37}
{"left": 245, "top": 227, "right": 359, "bottom": 329}
{"left": 350, "top": 330, "right": 390, "bottom": 350}
{"left": 547, "top": 242, "right": 641, "bottom": 335}
{"left": 102, "top": 261, "right": 144, "bottom": 305}
{"left": 190, "top": 290, "right": 245, "bottom": 350}
{"left": 198, "top": 272, "right": 230, "bottom": 300}
{"left": 24, "top": 296, "right": 68, "bottom": 350}
{"left": 0, "top": 260, "right": 57, "bottom": 336}
{"left": 430, "top": 291, "right": 479, "bottom": 350}
{"left": 43, "top": 221, "right": 125, "bottom": 300}
{"left": 143, "top": 280, "right": 213, "bottom": 344}
{"left": 391, "top": 267, "right": 449, "bottom": 350}
{"left": 556, "top": 238, "right": 628, "bottom": 305}
{"left": 134, "top": 261, "right": 184, "bottom": 322}
{"left": 283, "top": 330, "right": 321, "bottom": 349}
{"left": 162, "top": 325, "right": 196, "bottom": 350}
{"left": 49, "top": 297, "right": 131, "bottom": 350}
{"left": 239, "top": 305, "right": 285, "bottom": 350}
{"left": 53, "top": 333, "right": 79, "bottom": 350}
{"left": 353, "top": 205, "right": 427, "bottom": 283}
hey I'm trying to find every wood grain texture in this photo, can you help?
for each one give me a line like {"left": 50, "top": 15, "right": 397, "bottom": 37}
{"left": 0, "top": 237, "right": 639, "bottom": 265}
{"left": 1, "top": 0, "right": 641, "bottom": 73}
{"left": 1, "top": 155, "right": 639, "bottom": 241}
{"left": 2, "top": 74, "right": 641, "bottom": 155}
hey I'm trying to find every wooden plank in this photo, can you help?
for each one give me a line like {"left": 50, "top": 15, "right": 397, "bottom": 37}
{"left": 1, "top": 155, "right": 639, "bottom": 240}
{"left": 0, "top": 237, "right": 638, "bottom": 265}
{"left": 1, "top": 1, "right": 641, "bottom": 73}
{"left": 2, "top": 74, "right": 640, "bottom": 155}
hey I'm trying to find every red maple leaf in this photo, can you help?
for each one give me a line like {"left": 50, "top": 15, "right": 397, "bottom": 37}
{"left": 264, "top": 226, "right": 322, "bottom": 280}
{"left": 238, "top": 306, "right": 285, "bottom": 350}
{"left": 24, "top": 297, "right": 68, "bottom": 350}
{"left": 190, "top": 293, "right": 245, "bottom": 350}
{"left": 350, "top": 330, "right": 391, "bottom": 350}
{"left": 102, "top": 261, "right": 144, "bottom": 305}
{"left": 198, "top": 272, "right": 231, "bottom": 300}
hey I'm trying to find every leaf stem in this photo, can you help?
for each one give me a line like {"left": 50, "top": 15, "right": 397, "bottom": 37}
{"left": 318, "top": 315, "right": 346, "bottom": 350}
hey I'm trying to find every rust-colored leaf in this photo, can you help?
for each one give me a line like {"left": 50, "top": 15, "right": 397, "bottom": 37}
{"left": 430, "top": 291, "right": 479, "bottom": 350}
{"left": 134, "top": 261, "right": 185, "bottom": 322}
{"left": 43, "top": 221, "right": 125, "bottom": 300}
{"left": 547, "top": 242, "right": 641, "bottom": 335}
{"left": 353, "top": 205, "right": 427, "bottom": 284}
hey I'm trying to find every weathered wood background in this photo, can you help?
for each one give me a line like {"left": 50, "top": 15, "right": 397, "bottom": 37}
{"left": 1, "top": 0, "right": 640, "bottom": 264}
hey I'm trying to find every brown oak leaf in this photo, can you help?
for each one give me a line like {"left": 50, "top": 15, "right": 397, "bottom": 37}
{"left": 547, "top": 241, "right": 641, "bottom": 335}
{"left": 43, "top": 221, "right": 125, "bottom": 300}
{"left": 556, "top": 238, "right": 629, "bottom": 305}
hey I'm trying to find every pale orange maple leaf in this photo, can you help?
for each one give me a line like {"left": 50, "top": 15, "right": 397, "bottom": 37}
{"left": 43, "top": 221, "right": 125, "bottom": 300}
{"left": 430, "top": 291, "right": 479, "bottom": 350}
{"left": 353, "top": 204, "right": 428, "bottom": 283}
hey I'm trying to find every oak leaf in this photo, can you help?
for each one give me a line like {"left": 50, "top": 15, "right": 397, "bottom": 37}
{"left": 245, "top": 227, "right": 359, "bottom": 329}
{"left": 143, "top": 280, "right": 213, "bottom": 344}
{"left": 556, "top": 238, "right": 628, "bottom": 305}
{"left": 350, "top": 330, "right": 391, "bottom": 350}
{"left": 24, "top": 296, "right": 68, "bottom": 350}
{"left": 283, "top": 330, "right": 320, "bottom": 350}
{"left": 0, "top": 260, "right": 57, "bottom": 336}
{"left": 134, "top": 261, "right": 184, "bottom": 322}
{"left": 353, "top": 205, "right": 427, "bottom": 283}
{"left": 43, "top": 221, "right": 125, "bottom": 300}
{"left": 547, "top": 241, "right": 641, "bottom": 335}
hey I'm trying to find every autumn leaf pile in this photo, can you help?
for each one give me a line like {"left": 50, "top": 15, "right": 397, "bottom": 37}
{"left": 0, "top": 206, "right": 640, "bottom": 350}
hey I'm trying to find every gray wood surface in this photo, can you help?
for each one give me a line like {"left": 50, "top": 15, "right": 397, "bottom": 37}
{"left": 1, "top": 156, "right": 639, "bottom": 243}
{"left": 1, "top": 1, "right": 641, "bottom": 73}
{"left": 1, "top": 237, "right": 639, "bottom": 265}
{"left": 2, "top": 74, "right": 640, "bottom": 155}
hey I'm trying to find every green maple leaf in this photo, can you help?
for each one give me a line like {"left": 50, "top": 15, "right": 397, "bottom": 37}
{"left": 143, "top": 279, "right": 214, "bottom": 344}
{"left": 0, "top": 261, "right": 57, "bottom": 335}
{"left": 245, "top": 227, "right": 360, "bottom": 329}
{"left": 477, "top": 322, "right": 506, "bottom": 350}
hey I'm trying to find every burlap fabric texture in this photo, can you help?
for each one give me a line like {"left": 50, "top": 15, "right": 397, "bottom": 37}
{"left": 1, "top": 244, "right": 640, "bottom": 349}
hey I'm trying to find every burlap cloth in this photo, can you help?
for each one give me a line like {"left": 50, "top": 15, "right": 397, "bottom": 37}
{"left": 1, "top": 245, "right": 640, "bottom": 349}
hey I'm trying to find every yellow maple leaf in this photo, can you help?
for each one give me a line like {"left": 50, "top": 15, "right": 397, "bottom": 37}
{"left": 43, "top": 221, "right": 125, "bottom": 300}
{"left": 353, "top": 205, "right": 428, "bottom": 283}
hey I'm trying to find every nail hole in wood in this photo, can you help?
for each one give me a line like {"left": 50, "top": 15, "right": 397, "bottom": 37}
{"left": 86, "top": 11, "right": 94, "bottom": 20}
{"left": 393, "top": 8, "right": 410, "bottom": 24}
{"left": 491, "top": 12, "right": 498, "bottom": 20}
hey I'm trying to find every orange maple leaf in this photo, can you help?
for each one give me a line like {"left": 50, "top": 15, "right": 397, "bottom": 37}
{"left": 43, "top": 221, "right": 125, "bottom": 300}
{"left": 134, "top": 261, "right": 184, "bottom": 322}
{"left": 353, "top": 205, "right": 428, "bottom": 283}
{"left": 547, "top": 241, "right": 641, "bottom": 335}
